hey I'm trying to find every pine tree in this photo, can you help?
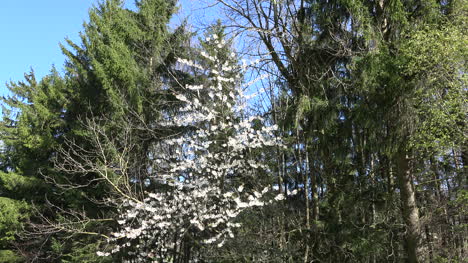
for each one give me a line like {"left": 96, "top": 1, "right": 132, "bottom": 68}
{"left": 0, "top": 70, "right": 72, "bottom": 260}
{"left": 0, "top": 0, "right": 185, "bottom": 260}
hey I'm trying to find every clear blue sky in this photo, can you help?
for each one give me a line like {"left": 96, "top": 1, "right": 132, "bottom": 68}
{"left": 0, "top": 0, "right": 213, "bottom": 97}
{"left": 0, "top": 0, "right": 99, "bottom": 96}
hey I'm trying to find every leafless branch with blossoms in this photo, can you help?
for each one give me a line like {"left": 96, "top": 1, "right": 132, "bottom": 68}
{"left": 96, "top": 34, "right": 287, "bottom": 262}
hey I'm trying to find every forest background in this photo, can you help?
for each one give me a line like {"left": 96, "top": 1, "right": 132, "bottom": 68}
{"left": 0, "top": 0, "right": 466, "bottom": 262}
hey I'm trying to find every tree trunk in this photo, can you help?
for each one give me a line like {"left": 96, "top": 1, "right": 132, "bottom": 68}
{"left": 396, "top": 150, "right": 420, "bottom": 263}
{"left": 425, "top": 224, "right": 434, "bottom": 263}
{"left": 309, "top": 154, "right": 319, "bottom": 222}
{"left": 297, "top": 127, "right": 310, "bottom": 263}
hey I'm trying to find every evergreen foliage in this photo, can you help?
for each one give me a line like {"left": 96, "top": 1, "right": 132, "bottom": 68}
{"left": 0, "top": 0, "right": 466, "bottom": 262}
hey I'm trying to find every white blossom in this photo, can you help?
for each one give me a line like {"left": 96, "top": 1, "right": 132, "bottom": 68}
{"left": 97, "top": 34, "right": 283, "bottom": 262}
{"left": 274, "top": 194, "right": 285, "bottom": 201}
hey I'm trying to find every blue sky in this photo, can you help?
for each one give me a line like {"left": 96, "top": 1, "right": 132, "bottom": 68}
{"left": 0, "top": 0, "right": 98, "bottom": 96}
{"left": 0, "top": 0, "right": 213, "bottom": 97}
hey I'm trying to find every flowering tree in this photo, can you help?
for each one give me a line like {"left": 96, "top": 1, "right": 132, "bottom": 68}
{"left": 96, "top": 32, "right": 284, "bottom": 262}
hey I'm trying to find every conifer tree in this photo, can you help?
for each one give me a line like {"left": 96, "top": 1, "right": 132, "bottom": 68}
{"left": 0, "top": 0, "right": 185, "bottom": 260}
{"left": 0, "top": 70, "right": 72, "bottom": 260}
{"left": 214, "top": 0, "right": 467, "bottom": 261}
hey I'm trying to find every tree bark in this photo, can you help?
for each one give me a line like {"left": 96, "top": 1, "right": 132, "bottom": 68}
{"left": 396, "top": 150, "right": 420, "bottom": 263}
{"left": 309, "top": 152, "right": 319, "bottom": 222}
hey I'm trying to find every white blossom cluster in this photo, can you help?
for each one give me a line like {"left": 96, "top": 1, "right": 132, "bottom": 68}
{"left": 98, "top": 34, "right": 282, "bottom": 262}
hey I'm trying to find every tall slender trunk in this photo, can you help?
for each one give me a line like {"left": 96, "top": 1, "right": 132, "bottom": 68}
{"left": 304, "top": 148, "right": 312, "bottom": 263}
{"left": 306, "top": 125, "right": 319, "bottom": 224}
{"left": 370, "top": 154, "right": 376, "bottom": 224}
{"left": 296, "top": 127, "right": 310, "bottom": 263}
{"left": 423, "top": 189, "right": 434, "bottom": 263}
{"left": 309, "top": 151, "right": 319, "bottom": 222}
{"left": 369, "top": 154, "right": 377, "bottom": 263}
{"left": 388, "top": 157, "right": 395, "bottom": 194}
{"left": 429, "top": 157, "right": 443, "bottom": 200}
{"left": 396, "top": 150, "right": 420, "bottom": 263}
{"left": 425, "top": 224, "right": 434, "bottom": 263}
{"left": 460, "top": 140, "right": 468, "bottom": 173}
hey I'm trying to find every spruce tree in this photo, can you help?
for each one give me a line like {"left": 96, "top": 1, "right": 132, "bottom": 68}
{"left": 0, "top": 0, "right": 185, "bottom": 261}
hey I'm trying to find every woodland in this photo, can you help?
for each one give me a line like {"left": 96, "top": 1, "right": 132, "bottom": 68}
{"left": 0, "top": 0, "right": 466, "bottom": 262}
